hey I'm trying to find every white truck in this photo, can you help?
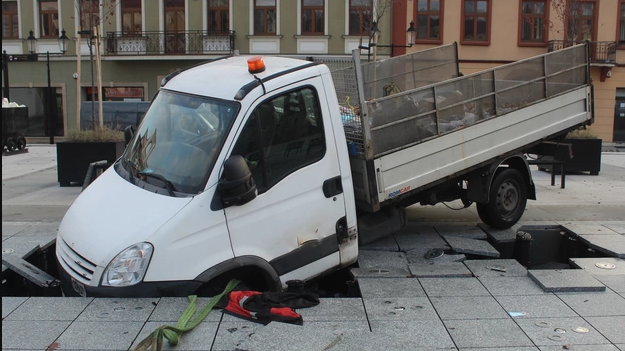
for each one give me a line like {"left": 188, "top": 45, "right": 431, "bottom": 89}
{"left": 56, "top": 43, "right": 593, "bottom": 297}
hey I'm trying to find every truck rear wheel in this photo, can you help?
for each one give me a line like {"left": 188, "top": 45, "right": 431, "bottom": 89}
{"left": 477, "top": 168, "right": 527, "bottom": 229}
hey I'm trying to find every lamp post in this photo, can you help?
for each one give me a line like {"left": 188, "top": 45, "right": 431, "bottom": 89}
{"left": 359, "top": 22, "right": 416, "bottom": 60}
{"left": 26, "top": 29, "right": 69, "bottom": 144}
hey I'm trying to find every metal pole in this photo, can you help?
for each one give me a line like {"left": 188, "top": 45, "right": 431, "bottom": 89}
{"left": 2, "top": 50, "right": 9, "bottom": 100}
{"left": 89, "top": 35, "right": 95, "bottom": 129}
{"left": 47, "top": 51, "right": 54, "bottom": 144}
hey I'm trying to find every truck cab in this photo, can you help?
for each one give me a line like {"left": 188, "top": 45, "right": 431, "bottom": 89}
{"left": 56, "top": 56, "right": 358, "bottom": 297}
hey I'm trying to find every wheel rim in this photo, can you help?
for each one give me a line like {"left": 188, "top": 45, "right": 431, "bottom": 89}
{"left": 496, "top": 180, "right": 519, "bottom": 216}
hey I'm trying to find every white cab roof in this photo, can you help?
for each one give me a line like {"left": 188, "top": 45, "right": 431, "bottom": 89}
{"left": 163, "top": 56, "right": 315, "bottom": 101}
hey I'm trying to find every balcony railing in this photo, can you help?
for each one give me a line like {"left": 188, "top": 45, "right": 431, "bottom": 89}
{"left": 548, "top": 40, "right": 616, "bottom": 65}
{"left": 105, "top": 30, "right": 235, "bottom": 56}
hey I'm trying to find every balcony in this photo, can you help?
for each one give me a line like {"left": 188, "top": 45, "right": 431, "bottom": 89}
{"left": 548, "top": 40, "right": 616, "bottom": 65}
{"left": 105, "top": 30, "right": 235, "bottom": 56}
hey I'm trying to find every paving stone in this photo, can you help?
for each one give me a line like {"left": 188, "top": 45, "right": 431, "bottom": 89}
{"left": 578, "top": 235, "right": 625, "bottom": 258}
{"left": 435, "top": 223, "right": 488, "bottom": 239}
{"left": 420, "top": 277, "right": 490, "bottom": 297}
{"left": 479, "top": 222, "right": 522, "bottom": 243}
{"left": 357, "top": 250, "right": 409, "bottom": 272}
{"left": 1, "top": 221, "right": 32, "bottom": 238}
{"left": 617, "top": 344, "right": 625, "bottom": 351}
{"left": 528, "top": 269, "right": 606, "bottom": 292}
{"left": 76, "top": 297, "right": 158, "bottom": 322}
{"left": 444, "top": 319, "right": 534, "bottom": 348}
{"left": 1, "top": 235, "right": 53, "bottom": 259}
{"left": 315, "top": 330, "right": 458, "bottom": 351}
{"left": 350, "top": 267, "right": 412, "bottom": 278}
{"left": 516, "top": 317, "right": 610, "bottom": 346}
{"left": 560, "top": 221, "right": 619, "bottom": 235}
{"left": 557, "top": 291, "right": 625, "bottom": 316}
{"left": 360, "top": 235, "right": 399, "bottom": 251}
{"left": 56, "top": 321, "right": 143, "bottom": 350}
{"left": 539, "top": 344, "right": 620, "bottom": 351}
{"left": 569, "top": 257, "right": 625, "bottom": 275}
{"left": 461, "top": 348, "right": 539, "bottom": 351}
{"left": 444, "top": 236, "right": 500, "bottom": 257}
{"left": 594, "top": 275, "right": 625, "bottom": 293}
{"left": 431, "top": 295, "right": 509, "bottom": 320}
{"left": 495, "top": 295, "right": 577, "bottom": 319}
{"left": 394, "top": 229, "right": 446, "bottom": 252}
{"left": 369, "top": 320, "right": 455, "bottom": 349}
{"left": 234, "top": 321, "right": 352, "bottom": 351}
{"left": 602, "top": 222, "right": 625, "bottom": 234}
{"left": 405, "top": 246, "right": 465, "bottom": 264}
{"left": 1, "top": 320, "right": 71, "bottom": 350}
{"left": 211, "top": 321, "right": 263, "bottom": 350}
{"left": 479, "top": 276, "right": 549, "bottom": 296}
{"left": 363, "top": 297, "right": 439, "bottom": 321}
{"left": 409, "top": 262, "right": 473, "bottom": 277}
{"left": 5, "top": 297, "right": 93, "bottom": 321}
{"left": 1, "top": 296, "right": 28, "bottom": 318}
{"left": 296, "top": 298, "right": 367, "bottom": 321}
{"left": 16, "top": 221, "right": 60, "bottom": 236}
{"left": 131, "top": 321, "right": 219, "bottom": 350}
{"left": 586, "top": 316, "right": 625, "bottom": 344}
{"left": 464, "top": 259, "right": 528, "bottom": 277}
{"left": 356, "top": 277, "right": 425, "bottom": 298}
{"left": 148, "top": 297, "right": 223, "bottom": 322}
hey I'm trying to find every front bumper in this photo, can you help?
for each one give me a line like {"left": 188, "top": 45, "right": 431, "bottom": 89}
{"left": 57, "top": 261, "right": 201, "bottom": 297}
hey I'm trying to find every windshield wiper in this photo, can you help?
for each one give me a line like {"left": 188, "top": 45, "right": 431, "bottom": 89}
{"left": 137, "top": 171, "right": 177, "bottom": 196}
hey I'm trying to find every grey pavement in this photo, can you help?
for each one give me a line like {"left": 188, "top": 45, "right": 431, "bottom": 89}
{"left": 2, "top": 146, "right": 625, "bottom": 350}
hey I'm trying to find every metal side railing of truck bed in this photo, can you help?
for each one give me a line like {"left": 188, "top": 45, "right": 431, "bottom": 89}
{"left": 329, "top": 43, "right": 592, "bottom": 211}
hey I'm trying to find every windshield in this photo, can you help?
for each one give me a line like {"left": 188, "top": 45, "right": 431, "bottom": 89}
{"left": 120, "top": 90, "right": 239, "bottom": 195}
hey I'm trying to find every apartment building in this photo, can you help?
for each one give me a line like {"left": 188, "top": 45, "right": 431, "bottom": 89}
{"left": 1, "top": 0, "right": 392, "bottom": 140}
{"left": 391, "top": 0, "right": 625, "bottom": 142}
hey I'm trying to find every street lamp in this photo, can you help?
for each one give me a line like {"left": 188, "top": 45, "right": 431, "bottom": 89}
{"left": 22, "top": 29, "right": 68, "bottom": 144}
{"left": 407, "top": 21, "right": 416, "bottom": 46}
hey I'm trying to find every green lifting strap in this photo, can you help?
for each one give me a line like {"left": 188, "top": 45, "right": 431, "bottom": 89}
{"left": 133, "top": 279, "right": 240, "bottom": 351}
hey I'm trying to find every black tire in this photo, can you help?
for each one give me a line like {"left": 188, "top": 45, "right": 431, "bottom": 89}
{"left": 16, "top": 137, "right": 26, "bottom": 150}
{"left": 477, "top": 168, "right": 527, "bottom": 229}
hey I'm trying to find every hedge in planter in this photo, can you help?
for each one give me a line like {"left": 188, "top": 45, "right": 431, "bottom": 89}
{"left": 57, "top": 128, "right": 125, "bottom": 186}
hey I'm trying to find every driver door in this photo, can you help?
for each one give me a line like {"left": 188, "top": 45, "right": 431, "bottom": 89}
{"left": 223, "top": 79, "right": 346, "bottom": 283}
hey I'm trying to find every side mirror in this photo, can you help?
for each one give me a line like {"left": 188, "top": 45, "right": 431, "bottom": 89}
{"left": 124, "top": 125, "right": 135, "bottom": 146}
{"left": 218, "top": 155, "right": 257, "bottom": 207}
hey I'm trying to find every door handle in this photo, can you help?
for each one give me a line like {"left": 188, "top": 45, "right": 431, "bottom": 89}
{"left": 323, "top": 176, "right": 343, "bottom": 198}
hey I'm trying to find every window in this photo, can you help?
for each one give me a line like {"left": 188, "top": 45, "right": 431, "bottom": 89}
{"left": 302, "top": 0, "right": 324, "bottom": 35}
{"left": 519, "top": 0, "right": 548, "bottom": 45}
{"left": 39, "top": 0, "right": 59, "bottom": 38}
{"left": 208, "top": 0, "right": 229, "bottom": 33}
{"left": 565, "top": 0, "right": 596, "bottom": 41}
{"left": 232, "top": 87, "right": 326, "bottom": 193}
{"left": 2, "top": 1, "right": 19, "bottom": 39}
{"left": 79, "top": 0, "right": 100, "bottom": 38}
{"left": 415, "top": 0, "right": 443, "bottom": 43}
{"left": 254, "top": 0, "right": 276, "bottom": 35}
{"left": 617, "top": 0, "right": 625, "bottom": 48}
{"left": 121, "top": 0, "right": 142, "bottom": 34}
{"left": 461, "top": 0, "right": 491, "bottom": 45}
{"left": 349, "top": 0, "right": 372, "bottom": 36}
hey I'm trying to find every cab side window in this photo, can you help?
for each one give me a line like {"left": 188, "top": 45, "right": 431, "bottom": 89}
{"left": 231, "top": 87, "right": 326, "bottom": 193}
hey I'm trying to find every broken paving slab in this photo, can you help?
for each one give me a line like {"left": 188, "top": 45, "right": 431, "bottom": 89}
{"left": 569, "top": 257, "right": 625, "bottom": 275}
{"left": 405, "top": 246, "right": 465, "bottom": 264}
{"left": 479, "top": 222, "right": 521, "bottom": 243}
{"left": 578, "top": 235, "right": 625, "bottom": 258}
{"left": 560, "top": 221, "right": 620, "bottom": 235}
{"left": 394, "top": 231, "right": 447, "bottom": 252}
{"left": 434, "top": 223, "right": 487, "bottom": 239}
{"left": 464, "top": 259, "right": 528, "bottom": 277}
{"left": 528, "top": 269, "right": 606, "bottom": 292}
{"left": 443, "top": 235, "right": 500, "bottom": 258}
{"left": 409, "top": 262, "right": 472, "bottom": 278}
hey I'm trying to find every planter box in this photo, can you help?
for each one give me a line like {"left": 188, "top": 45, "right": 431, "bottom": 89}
{"left": 539, "top": 138, "right": 602, "bottom": 175}
{"left": 56, "top": 141, "right": 125, "bottom": 186}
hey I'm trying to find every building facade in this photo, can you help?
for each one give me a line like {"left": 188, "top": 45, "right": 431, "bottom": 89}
{"left": 1, "top": 0, "right": 392, "bottom": 141}
{"left": 392, "top": 0, "right": 625, "bottom": 142}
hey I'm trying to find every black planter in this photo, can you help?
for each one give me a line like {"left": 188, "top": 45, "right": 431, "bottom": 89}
{"left": 56, "top": 141, "right": 125, "bottom": 186}
{"left": 539, "top": 138, "right": 602, "bottom": 175}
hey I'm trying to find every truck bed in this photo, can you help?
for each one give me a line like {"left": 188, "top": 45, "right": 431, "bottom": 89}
{"left": 331, "top": 43, "right": 592, "bottom": 212}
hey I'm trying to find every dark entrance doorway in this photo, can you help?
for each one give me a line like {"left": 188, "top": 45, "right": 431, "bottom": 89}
{"left": 615, "top": 88, "right": 625, "bottom": 142}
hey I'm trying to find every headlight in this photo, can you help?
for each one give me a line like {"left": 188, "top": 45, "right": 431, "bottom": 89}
{"left": 102, "top": 242, "right": 153, "bottom": 287}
